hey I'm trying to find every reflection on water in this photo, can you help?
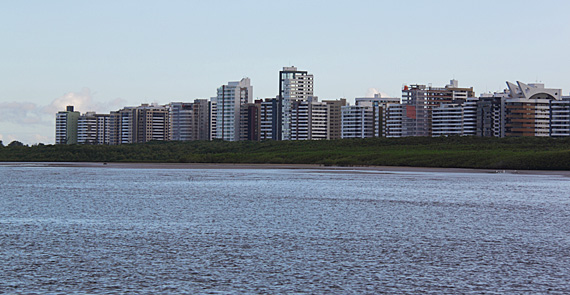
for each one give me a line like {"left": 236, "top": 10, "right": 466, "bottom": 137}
{"left": 1, "top": 166, "right": 570, "bottom": 293}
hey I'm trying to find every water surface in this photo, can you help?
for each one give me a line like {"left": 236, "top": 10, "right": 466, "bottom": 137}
{"left": 1, "top": 166, "right": 569, "bottom": 293}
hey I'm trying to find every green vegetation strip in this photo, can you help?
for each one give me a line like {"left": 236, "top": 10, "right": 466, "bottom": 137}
{"left": 1, "top": 137, "right": 570, "bottom": 170}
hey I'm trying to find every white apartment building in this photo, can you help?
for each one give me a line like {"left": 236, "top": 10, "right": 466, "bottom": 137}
{"left": 77, "top": 112, "right": 110, "bottom": 144}
{"left": 432, "top": 104, "right": 464, "bottom": 136}
{"left": 462, "top": 98, "right": 478, "bottom": 136}
{"left": 341, "top": 95, "right": 401, "bottom": 138}
{"left": 431, "top": 97, "right": 479, "bottom": 137}
{"left": 309, "top": 101, "right": 328, "bottom": 140}
{"left": 77, "top": 112, "right": 98, "bottom": 144}
{"left": 341, "top": 102, "right": 375, "bottom": 138}
{"left": 214, "top": 78, "right": 253, "bottom": 141}
{"left": 384, "top": 104, "right": 404, "bottom": 138}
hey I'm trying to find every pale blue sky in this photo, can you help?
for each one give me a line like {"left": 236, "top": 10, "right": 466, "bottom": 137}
{"left": 1, "top": 0, "right": 569, "bottom": 144}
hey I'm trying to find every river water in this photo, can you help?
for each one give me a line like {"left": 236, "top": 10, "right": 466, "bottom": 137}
{"left": 1, "top": 165, "right": 569, "bottom": 294}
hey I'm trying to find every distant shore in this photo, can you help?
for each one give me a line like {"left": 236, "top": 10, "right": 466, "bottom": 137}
{"left": 3, "top": 138, "right": 570, "bottom": 171}
{"left": 2, "top": 162, "right": 569, "bottom": 177}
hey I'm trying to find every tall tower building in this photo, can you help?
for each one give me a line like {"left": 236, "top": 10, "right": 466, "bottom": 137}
{"left": 214, "top": 78, "right": 253, "bottom": 141}
{"left": 55, "top": 106, "right": 80, "bottom": 144}
{"left": 278, "top": 66, "right": 314, "bottom": 140}
{"left": 322, "top": 99, "right": 347, "bottom": 140}
{"left": 239, "top": 101, "right": 261, "bottom": 141}
{"left": 259, "top": 98, "right": 279, "bottom": 140}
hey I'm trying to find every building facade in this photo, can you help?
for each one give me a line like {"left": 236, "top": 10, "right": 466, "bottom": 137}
{"left": 55, "top": 106, "right": 80, "bottom": 144}
{"left": 170, "top": 100, "right": 210, "bottom": 141}
{"left": 259, "top": 98, "right": 279, "bottom": 140}
{"left": 504, "top": 82, "right": 561, "bottom": 137}
{"left": 401, "top": 80, "right": 475, "bottom": 137}
{"left": 550, "top": 98, "right": 570, "bottom": 137}
{"left": 214, "top": 78, "right": 253, "bottom": 141}
{"left": 239, "top": 102, "right": 261, "bottom": 141}
{"left": 279, "top": 66, "right": 314, "bottom": 140}
{"left": 109, "top": 104, "right": 170, "bottom": 145}
{"left": 77, "top": 112, "right": 109, "bottom": 144}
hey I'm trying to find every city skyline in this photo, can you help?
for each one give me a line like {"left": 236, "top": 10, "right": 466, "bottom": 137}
{"left": 2, "top": 0, "right": 570, "bottom": 144}
{"left": 54, "top": 77, "right": 570, "bottom": 148}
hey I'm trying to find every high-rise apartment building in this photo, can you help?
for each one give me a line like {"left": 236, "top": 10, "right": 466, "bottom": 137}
{"left": 341, "top": 103, "right": 375, "bottom": 138}
{"left": 55, "top": 106, "right": 80, "bottom": 144}
{"left": 431, "top": 104, "right": 464, "bottom": 136}
{"left": 401, "top": 80, "right": 475, "bottom": 137}
{"left": 170, "top": 100, "right": 210, "bottom": 141}
{"left": 504, "top": 82, "right": 561, "bottom": 137}
{"left": 136, "top": 104, "right": 170, "bottom": 142}
{"left": 259, "top": 98, "right": 279, "bottom": 141}
{"left": 279, "top": 66, "right": 314, "bottom": 140}
{"left": 290, "top": 100, "right": 310, "bottom": 140}
{"left": 431, "top": 98, "right": 479, "bottom": 137}
{"left": 209, "top": 97, "right": 217, "bottom": 140}
{"left": 109, "top": 104, "right": 170, "bottom": 144}
{"left": 77, "top": 112, "right": 97, "bottom": 144}
{"left": 462, "top": 98, "right": 478, "bottom": 136}
{"left": 476, "top": 93, "right": 506, "bottom": 137}
{"left": 384, "top": 104, "right": 404, "bottom": 138}
{"left": 341, "top": 95, "right": 400, "bottom": 139}
{"left": 213, "top": 78, "right": 253, "bottom": 141}
{"left": 309, "top": 101, "right": 328, "bottom": 140}
{"left": 322, "top": 99, "right": 347, "bottom": 140}
{"left": 239, "top": 102, "right": 261, "bottom": 141}
{"left": 109, "top": 107, "right": 134, "bottom": 145}
{"left": 550, "top": 98, "right": 570, "bottom": 137}
{"left": 77, "top": 112, "right": 109, "bottom": 144}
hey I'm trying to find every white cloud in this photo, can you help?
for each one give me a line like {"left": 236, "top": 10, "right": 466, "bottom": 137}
{"left": 0, "top": 88, "right": 127, "bottom": 145}
{"left": 42, "top": 87, "right": 126, "bottom": 115}
{"left": 0, "top": 88, "right": 125, "bottom": 127}
{"left": 0, "top": 102, "right": 44, "bottom": 124}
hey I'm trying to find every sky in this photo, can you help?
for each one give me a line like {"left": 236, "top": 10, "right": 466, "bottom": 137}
{"left": 1, "top": 0, "right": 570, "bottom": 144}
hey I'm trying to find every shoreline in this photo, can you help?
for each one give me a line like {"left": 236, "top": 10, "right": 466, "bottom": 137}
{"left": 1, "top": 161, "right": 569, "bottom": 176}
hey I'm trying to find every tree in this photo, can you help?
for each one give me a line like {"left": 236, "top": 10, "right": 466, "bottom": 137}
{"left": 7, "top": 140, "right": 25, "bottom": 147}
{"left": 0, "top": 140, "right": 3, "bottom": 147}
